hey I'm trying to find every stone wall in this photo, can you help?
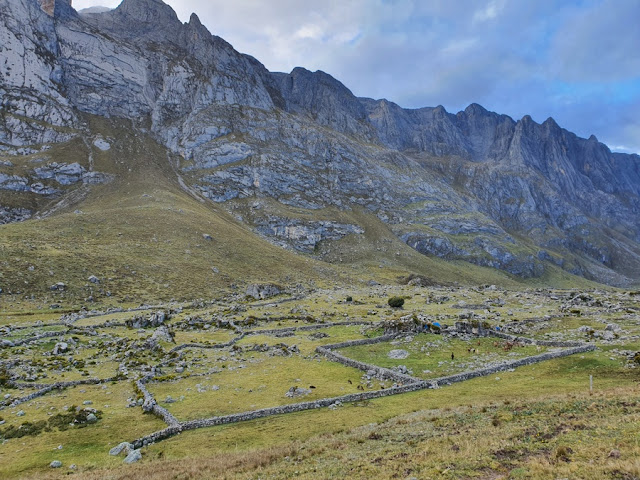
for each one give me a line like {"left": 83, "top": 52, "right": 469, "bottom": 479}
{"left": 1, "top": 376, "right": 118, "bottom": 410}
{"left": 428, "top": 344, "right": 595, "bottom": 387}
{"left": 127, "top": 330, "right": 597, "bottom": 450}
{"left": 135, "top": 379, "right": 180, "bottom": 427}
{"left": 245, "top": 321, "right": 369, "bottom": 337}
{"left": 455, "top": 321, "right": 589, "bottom": 347}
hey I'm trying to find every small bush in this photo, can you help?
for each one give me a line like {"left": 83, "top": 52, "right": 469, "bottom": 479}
{"left": 555, "top": 445, "right": 573, "bottom": 461}
{"left": 346, "top": 296, "right": 353, "bottom": 302}
{"left": 388, "top": 297, "right": 405, "bottom": 308}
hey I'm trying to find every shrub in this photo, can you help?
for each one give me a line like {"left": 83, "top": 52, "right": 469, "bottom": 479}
{"left": 388, "top": 297, "right": 405, "bottom": 308}
{"left": 555, "top": 445, "right": 573, "bottom": 461}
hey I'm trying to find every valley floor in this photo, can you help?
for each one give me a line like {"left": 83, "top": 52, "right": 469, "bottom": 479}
{"left": 1, "top": 285, "right": 639, "bottom": 479}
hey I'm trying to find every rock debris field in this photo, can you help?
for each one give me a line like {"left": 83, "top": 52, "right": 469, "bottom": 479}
{"left": 1, "top": 285, "right": 638, "bottom": 469}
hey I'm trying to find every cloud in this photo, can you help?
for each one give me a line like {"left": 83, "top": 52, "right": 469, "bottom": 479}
{"left": 550, "top": 0, "right": 640, "bottom": 83}
{"left": 472, "top": 0, "right": 506, "bottom": 24}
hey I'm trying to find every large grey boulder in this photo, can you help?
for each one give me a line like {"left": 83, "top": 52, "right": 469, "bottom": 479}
{"left": 246, "top": 284, "right": 281, "bottom": 300}
{"left": 109, "top": 442, "right": 134, "bottom": 456}
{"left": 123, "top": 449, "right": 142, "bottom": 464}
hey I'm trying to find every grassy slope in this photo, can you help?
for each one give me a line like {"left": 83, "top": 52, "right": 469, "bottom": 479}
{"left": 3, "top": 287, "right": 638, "bottom": 478}
{"left": 0, "top": 116, "right": 598, "bottom": 314}
{"left": 21, "top": 353, "right": 639, "bottom": 480}
{"left": 0, "top": 117, "right": 327, "bottom": 311}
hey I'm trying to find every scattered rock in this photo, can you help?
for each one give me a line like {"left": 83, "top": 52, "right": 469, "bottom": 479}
{"left": 53, "top": 342, "right": 69, "bottom": 355}
{"left": 388, "top": 349, "right": 409, "bottom": 360}
{"left": 50, "top": 460, "right": 62, "bottom": 468}
{"left": 123, "top": 449, "right": 142, "bottom": 464}
{"left": 392, "top": 365, "right": 412, "bottom": 375}
{"left": 93, "top": 138, "right": 111, "bottom": 151}
{"left": 109, "top": 442, "right": 134, "bottom": 456}
{"left": 246, "top": 283, "right": 282, "bottom": 300}
{"left": 285, "top": 386, "right": 311, "bottom": 398}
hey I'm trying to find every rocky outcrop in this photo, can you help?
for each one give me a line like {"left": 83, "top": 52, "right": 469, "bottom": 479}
{"left": 253, "top": 215, "right": 364, "bottom": 252}
{"left": 0, "top": 0, "right": 78, "bottom": 146}
{"left": 246, "top": 284, "right": 281, "bottom": 300}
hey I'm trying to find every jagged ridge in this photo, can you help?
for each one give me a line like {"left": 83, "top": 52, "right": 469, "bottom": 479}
{"left": 1, "top": 0, "right": 639, "bottom": 287}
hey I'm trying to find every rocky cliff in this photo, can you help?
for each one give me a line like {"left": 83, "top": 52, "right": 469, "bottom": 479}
{"left": 1, "top": 0, "right": 639, "bottom": 287}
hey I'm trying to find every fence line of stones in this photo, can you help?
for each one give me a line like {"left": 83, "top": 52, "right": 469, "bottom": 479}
{"left": 128, "top": 336, "right": 595, "bottom": 449}
{"left": 131, "top": 381, "right": 430, "bottom": 448}
{"left": 7, "top": 321, "right": 68, "bottom": 331}
{"left": 454, "top": 322, "right": 587, "bottom": 348}
{"left": 247, "top": 295, "right": 306, "bottom": 308}
{"left": 105, "top": 319, "right": 597, "bottom": 453}
{"left": 133, "top": 323, "right": 374, "bottom": 425}
{"left": 315, "top": 335, "right": 421, "bottom": 384}
{"left": 488, "top": 330, "right": 586, "bottom": 348}
{"left": 427, "top": 344, "right": 595, "bottom": 387}
{"left": 244, "top": 321, "right": 370, "bottom": 337}
{"left": 2, "top": 327, "right": 110, "bottom": 348}
{"left": 4, "top": 330, "right": 68, "bottom": 347}
{"left": 169, "top": 333, "right": 246, "bottom": 354}
{"left": 4, "top": 304, "right": 168, "bottom": 332}
{"left": 511, "top": 314, "right": 563, "bottom": 324}
{"left": 1, "top": 376, "right": 120, "bottom": 410}
{"left": 135, "top": 379, "right": 180, "bottom": 427}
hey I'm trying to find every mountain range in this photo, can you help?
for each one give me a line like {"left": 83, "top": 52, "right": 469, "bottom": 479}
{"left": 1, "top": 0, "right": 639, "bottom": 302}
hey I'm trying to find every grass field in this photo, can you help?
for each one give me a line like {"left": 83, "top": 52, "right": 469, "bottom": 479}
{"left": 0, "top": 287, "right": 638, "bottom": 479}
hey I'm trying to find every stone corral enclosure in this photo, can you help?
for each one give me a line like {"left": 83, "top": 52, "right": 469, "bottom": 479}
{"left": 1, "top": 285, "right": 638, "bottom": 468}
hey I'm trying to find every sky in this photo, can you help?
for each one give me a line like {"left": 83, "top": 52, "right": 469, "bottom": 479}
{"left": 73, "top": 0, "right": 640, "bottom": 154}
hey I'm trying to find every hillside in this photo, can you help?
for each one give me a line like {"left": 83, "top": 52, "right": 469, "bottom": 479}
{"left": 1, "top": 0, "right": 639, "bottom": 309}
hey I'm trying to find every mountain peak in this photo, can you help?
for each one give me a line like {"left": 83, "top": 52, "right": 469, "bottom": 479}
{"left": 114, "top": 0, "right": 179, "bottom": 26}
{"left": 433, "top": 105, "right": 448, "bottom": 116}
{"left": 464, "top": 103, "right": 488, "bottom": 115}
{"left": 189, "top": 12, "right": 202, "bottom": 27}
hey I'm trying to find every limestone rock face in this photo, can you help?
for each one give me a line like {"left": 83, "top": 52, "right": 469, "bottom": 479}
{"left": 0, "top": 0, "right": 77, "bottom": 146}
{"left": 1, "top": 0, "right": 640, "bottom": 286}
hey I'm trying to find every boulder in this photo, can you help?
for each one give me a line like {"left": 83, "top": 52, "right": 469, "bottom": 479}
{"left": 284, "top": 386, "right": 311, "bottom": 398}
{"left": 246, "top": 284, "right": 281, "bottom": 300}
{"left": 123, "top": 449, "right": 142, "bottom": 464}
{"left": 52, "top": 342, "right": 69, "bottom": 355}
{"left": 109, "top": 442, "right": 134, "bottom": 456}
{"left": 388, "top": 349, "right": 409, "bottom": 360}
